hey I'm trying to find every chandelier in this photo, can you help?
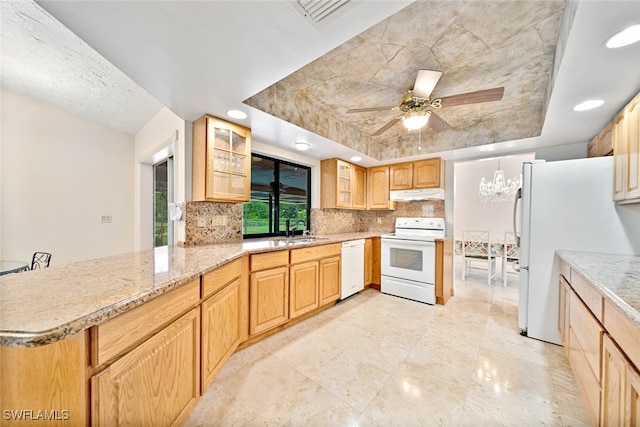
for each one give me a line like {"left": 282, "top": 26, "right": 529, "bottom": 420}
{"left": 478, "top": 160, "right": 521, "bottom": 203}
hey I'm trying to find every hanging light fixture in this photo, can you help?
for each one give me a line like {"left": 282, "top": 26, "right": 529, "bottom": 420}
{"left": 402, "top": 110, "right": 431, "bottom": 131}
{"left": 478, "top": 159, "right": 521, "bottom": 203}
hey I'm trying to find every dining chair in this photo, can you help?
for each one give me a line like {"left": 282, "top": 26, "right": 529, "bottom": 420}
{"left": 461, "top": 230, "right": 497, "bottom": 285}
{"left": 30, "top": 252, "right": 52, "bottom": 270}
{"left": 502, "top": 232, "right": 520, "bottom": 287}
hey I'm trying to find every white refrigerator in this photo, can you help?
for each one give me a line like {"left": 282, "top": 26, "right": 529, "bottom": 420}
{"left": 515, "top": 156, "right": 640, "bottom": 344}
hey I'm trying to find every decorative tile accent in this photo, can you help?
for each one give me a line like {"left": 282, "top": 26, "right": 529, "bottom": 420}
{"left": 184, "top": 201, "right": 243, "bottom": 245}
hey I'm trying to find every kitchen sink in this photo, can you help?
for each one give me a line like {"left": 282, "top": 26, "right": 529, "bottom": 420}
{"left": 274, "top": 236, "right": 328, "bottom": 245}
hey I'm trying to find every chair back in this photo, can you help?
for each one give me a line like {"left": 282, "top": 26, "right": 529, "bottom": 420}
{"left": 503, "top": 232, "right": 520, "bottom": 260}
{"left": 462, "top": 231, "right": 492, "bottom": 258}
{"left": 31, "top": 252, "right": 52, "bottom": 270}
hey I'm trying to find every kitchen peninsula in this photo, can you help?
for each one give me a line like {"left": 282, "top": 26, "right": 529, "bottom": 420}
{"left": 3, "top": 231, "right": 453, "bottom": 426}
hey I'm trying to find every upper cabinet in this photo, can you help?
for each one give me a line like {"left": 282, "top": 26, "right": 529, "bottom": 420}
{"left": 390, "top": 158, "right": 443, "bottom": 190}
{"left": 192, "top": 115, "right": 251, "bottom": 202}
{"left": 320, "top": 158, "right": 366, "bottom": 209}
{"left": 367, "top": 166, "right": 395, "bottom": 210}
{"left": 587, "top": 121, "right": 613, "bottom": 158}
{"left": 613, "top": 92, "right": 640, "bottom": 204}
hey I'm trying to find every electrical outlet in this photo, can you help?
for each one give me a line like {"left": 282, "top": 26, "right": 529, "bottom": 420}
{"left": 377, "top": 217, "right": 382, "bottom": 224}
{"left": 197, "top": 216, "right": 207, "bottom": 227}
{"left": 212, "top": 215, "right": 229, "bottom": 226}
{"left": 100, "top": 215, "right": 112, "bottom": 223}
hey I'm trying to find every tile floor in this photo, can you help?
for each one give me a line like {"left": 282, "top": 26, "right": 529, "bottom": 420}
{"left": 184, "top": 266, "right": 590, "bottom": 426}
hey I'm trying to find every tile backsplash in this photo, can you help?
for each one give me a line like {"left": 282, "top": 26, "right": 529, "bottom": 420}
{"left": 183, "top": 199, "right": 444, "bottom": 245}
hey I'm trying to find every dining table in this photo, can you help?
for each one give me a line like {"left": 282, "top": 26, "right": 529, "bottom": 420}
{"left": 0, "top": 260, "right": 29, "bottom": 276}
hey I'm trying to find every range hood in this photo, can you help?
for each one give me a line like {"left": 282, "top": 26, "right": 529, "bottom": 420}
{"left": 389, "top": 188, "right": 445, "bottom": 201}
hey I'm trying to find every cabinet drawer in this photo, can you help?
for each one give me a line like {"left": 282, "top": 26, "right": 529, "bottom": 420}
{"left": 93, "top": 279, "right": 200, "bottom": 367}
{"left": 290, "top": 243, "right": 341, "bottom": 264}
{"left": 604, "top": 299, "right": 640, "bottom": 370}
{"left": 251, "top": 250, "right": 289, "bottom": 271}
{"left": 570, "top": 269, "right": 603, "bottom": 322}
{"left": 202, "top": 256, "right": 244, "bottom": 299}
{"left": 568, "top": 327, "right": 601, "bottom": 425}
{"left": 570, "top": 290, "right": 603, "bottom": 382}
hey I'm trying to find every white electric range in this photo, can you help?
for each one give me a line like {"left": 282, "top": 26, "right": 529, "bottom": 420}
{"left": 381, "top": 217, "right": 446, "bottom": 304}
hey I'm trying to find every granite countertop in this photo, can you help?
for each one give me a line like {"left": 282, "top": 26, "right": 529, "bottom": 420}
{"left": 556, "top": 250, "right": 640, "bottom": 330}
{"left": 0, "top": 232, "right": 382, "bottom": 347}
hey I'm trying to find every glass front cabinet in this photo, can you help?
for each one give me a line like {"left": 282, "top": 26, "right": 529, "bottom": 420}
{"left": 192, "top": 115, "right": 251, "bottom": 202}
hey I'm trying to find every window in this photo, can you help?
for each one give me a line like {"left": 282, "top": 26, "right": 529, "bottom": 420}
{"left": 153, "top": 157, "right": 173, "bottom": 247}
{"left": 243, "top": 154, "right": 311, "bottom": 238}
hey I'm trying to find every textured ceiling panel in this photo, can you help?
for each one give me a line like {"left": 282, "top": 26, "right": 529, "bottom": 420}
{"left": 246, "top": 0, "right": 564, "bottom": 160}
{"left": 0, "top": 1, "right": 162, "bottom": 135}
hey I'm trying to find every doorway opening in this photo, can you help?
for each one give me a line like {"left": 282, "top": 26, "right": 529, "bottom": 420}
{"left": 153, "top": 157, "right": 174, "bottom": 247}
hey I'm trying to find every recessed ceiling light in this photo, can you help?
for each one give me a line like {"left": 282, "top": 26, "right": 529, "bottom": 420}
{"left": 350, "top": 156, "right": 362, "bottom": 162}
{"left": 606, "top": 24, "right": 640, "bottom": 48}
{"left": 227, "top": 109, "right": 247, "bottom": 119}
{"left": 294, "top": 141, "right": 311, "bottom": 151}
{"left": 573, "top": 100, "right": 604, "bottom": 112}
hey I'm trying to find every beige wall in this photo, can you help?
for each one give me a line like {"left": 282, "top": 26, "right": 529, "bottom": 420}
{"left": 0, "top": 89, "right": 135, "bottom": 265}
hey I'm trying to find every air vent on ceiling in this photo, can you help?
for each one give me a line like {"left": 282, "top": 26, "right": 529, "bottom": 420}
{"left": 289, "top": 0, "right": 354, "bottom": 30}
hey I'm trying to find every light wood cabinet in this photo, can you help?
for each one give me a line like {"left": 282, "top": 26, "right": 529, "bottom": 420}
{"left": 390, "top": 162, "right": 413, "bottom": 190}
{"left": 319, "top": 255, "right": 341, "bottom": 305}
{"left": 367, "top": 166, "right": 395, "bottom": 210}
{"left": 250, "top": 252, "right": 289, "bottom": 336}
{"left": 192, "top": 115, "right": 251, "bottom": 202}
{"left": 588, "top": 122, "right": 614, "bottom": 158}
{"left": 413, "top": 158, "right": 443, "bottom": 189}
{"left": 435, "top": 238, "right": 453, "bottom": 305}
{"left": 559, "top": 275, "right": 570, "bottom": 356}
{"left": 92, "top": 307, "right": 200, "bottom": 427}
{"left": 364, "top": 238, "right": 373, "bottom": 286}
{"left": 613, "top": 92, "right": 640, "bottom": 204}
{"left": 320, "top": 158, "right": 366, "bottom": 209}
{"left": 290, "top": 261, "right": 320, "bottom": 318}
{"left": 201, "top": 256, "right": 248, "bottom": 391}
{"left": 290, "top": 243, "right": 342, "bottom": 317}
{"left": 390, "top": 158, "right": 443, "bottom": 190}
{"left": 601, "top": 333, "right": 640, "bottom": 426}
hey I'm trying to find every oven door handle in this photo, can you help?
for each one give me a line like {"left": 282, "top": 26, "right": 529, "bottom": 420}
{"left": 382, "top": 239, "right": 435, "bottom": 247}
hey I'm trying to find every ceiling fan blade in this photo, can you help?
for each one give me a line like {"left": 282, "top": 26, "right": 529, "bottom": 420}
{"left": 439, "top": 87, "right": 505, "bottom": 108}
{"left": 372, "top": 117, "right": 400, "bottom": 136}
{"left": 347, "top": 106, "right": 396, "bottom": 113}
{"left": 427, "top": 111, "right": 449, "bottom": 133}
{"left": 412, "top": 70, "right": 443, "bottom": 99}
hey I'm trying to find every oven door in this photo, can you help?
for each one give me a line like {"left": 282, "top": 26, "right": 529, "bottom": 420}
{"left": 381, "top": 238, "right": 436, "bottom": 284}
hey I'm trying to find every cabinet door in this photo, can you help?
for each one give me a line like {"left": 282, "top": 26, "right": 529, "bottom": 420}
{"left": 192, "top": 115, "right": 251, "bottom": 203}
{"left": 558, "top": 276, "right": 570, "bottom": 352}
{"left": 588, "top": 136, "right": 599, "bottom": 158}
{"left": 319, "top": 256, "right": 341, "bottom": 305}
{"left": 364, "top": 238, "right": 373, "bottom": 286}
{"left": 613, "top": 111, "right": 627, "bottom": 201}
{"left": 250, "top": 267, "right": 289, "bottom": 336}
{"left": 602, "top": 334, "right": 626, "bottom": 427}
{"left": 627, "top": 364, "right": 640, "bottom": 426}
{"left": 599, "top": 121, "right": 614, "bottom": 156}
{"left": 201, "top": 279, "right": 241, "bottom": 391}
{"left": 367, "top": 166, "right": 393, "bottom": 209}
{"left": 353, "top": 165, "right": 367, "bottom": 209}
{"left": 290, "top": 261, "right": 319, "bottom": 319}
{"left": 413, "top": 158, "right": 442, "bottom": 188}
{"left": 336, "top": 160, "right": 353, "bottom": 208}
{"left": 625, "top": 96, "right": 640, "bottom": 200}
{"left": 390, "top": 163, "right": 413, "bottom": 190}
{"left": 92, "top": 308, "right": 200, "bottom": 427}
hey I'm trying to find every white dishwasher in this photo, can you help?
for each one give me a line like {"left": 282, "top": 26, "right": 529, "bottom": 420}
{"left": 340, "top": 239, "right": 365, "bottom": 299}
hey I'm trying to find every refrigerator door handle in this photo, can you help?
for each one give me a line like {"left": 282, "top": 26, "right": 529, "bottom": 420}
{"left": 513, "top": 188, "right": 522, "bottom": 247}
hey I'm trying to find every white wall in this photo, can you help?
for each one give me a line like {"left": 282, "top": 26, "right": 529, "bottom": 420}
{"left": 134, "top": 108, "right": 186, "bottom": 249}
{"left": 0, "top": 89, "right": 134, "bottom": 265}
{"left": 454, "top": 153, "right": 535, "bottom": 242}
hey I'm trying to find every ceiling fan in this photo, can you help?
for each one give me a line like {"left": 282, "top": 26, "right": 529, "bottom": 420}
{"left": 347, "top": 70, "right": 505, "bottom": 136}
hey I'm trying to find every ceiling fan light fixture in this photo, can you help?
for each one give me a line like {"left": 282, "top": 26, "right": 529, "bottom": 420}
{"left": 402, "top": 110, "right": 431, "bottom": 130}
{"left": 605, "top": 23, "right": 640, "bottom": 48}
{"left": 294, "top": 141, "right": 311, "bottom": 151}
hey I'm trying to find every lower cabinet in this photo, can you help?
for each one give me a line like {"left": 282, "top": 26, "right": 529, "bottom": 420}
{"left": 319, "top": 255, "right": 341, "bottom": 305}
{"left": 250, "top": 251, "right": 290, "bottom": 336}
{"left": 91, "top": 307, "right": 200, "bottom": 427}
{"left": 290, "top": 261, "right": 320, "bottom": 318}
{"left": 601, "top": 333, "right": 640, "bottom": 426}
